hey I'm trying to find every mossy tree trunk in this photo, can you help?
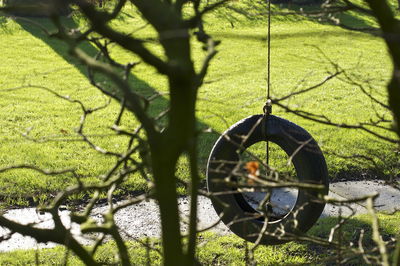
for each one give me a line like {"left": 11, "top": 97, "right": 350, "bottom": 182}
{"left": 76, "top": 1, "right": 206, "bottom": 264}
{"left": 365, "top": 0, "right": 400, "bottom": 138}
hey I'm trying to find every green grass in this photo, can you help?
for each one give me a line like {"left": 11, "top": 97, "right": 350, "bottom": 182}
{"left": 0, "top": 2, "right": 398, "bottom": 205}
{"left": 0, "top": 233, "right": 328, "bottom": 265}
{"left": 202, "top": 22, "right": 396, "bottom": 174}
{"left": 0, "top": 212, "right": 399, "bottom": 265}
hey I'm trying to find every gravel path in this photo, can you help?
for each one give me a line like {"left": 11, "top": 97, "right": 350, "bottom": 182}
{"left": 0, "top": 180, "right": 399, "bottom": 252}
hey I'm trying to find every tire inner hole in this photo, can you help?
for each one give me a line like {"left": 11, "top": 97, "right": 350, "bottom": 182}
{"left": 239, "top": 141, "right": 299, "bottom": 221}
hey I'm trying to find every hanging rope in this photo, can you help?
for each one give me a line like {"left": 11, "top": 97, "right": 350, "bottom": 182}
{"left": 264, "top": 0, "right": 272, "bottom": 115}
{"left": 267, "top": 0, "right": 272, "bottom": 101}
{"left": 263, "top": 0, "right": 273, "bottom": 167}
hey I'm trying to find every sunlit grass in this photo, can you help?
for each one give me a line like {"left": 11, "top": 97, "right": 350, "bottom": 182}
{"left": 0, "top": 2, "right": 397, "bottom": 205}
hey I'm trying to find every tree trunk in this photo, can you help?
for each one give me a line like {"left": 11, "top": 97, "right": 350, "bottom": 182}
{"left": 365, "top": 0, "right": 400, "bottom": 137}
{"left": 151, "top": 141, "right": 185, "bottom": 265}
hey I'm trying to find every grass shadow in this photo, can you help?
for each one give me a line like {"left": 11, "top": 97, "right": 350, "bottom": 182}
{"left": 274, "top": 1, "right": 381, "bottom": 35}
{"left": 0, "top": 7, "right": 10, "bottom": 28}
{"left": 307, "top": 213, "right": 398, "bottom": 264}
{"left": 0, "top": 14, "right": 6, "bottom": 26}
{"left": 221, "top": 0, "right": 382, "bottom": 35}
{"left": 15, "top": 16, "right": 218, "bottom": 179}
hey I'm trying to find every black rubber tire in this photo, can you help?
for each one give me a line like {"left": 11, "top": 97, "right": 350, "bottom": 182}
{"left": 207, "top": 115, "right": 329, "bottom": 245}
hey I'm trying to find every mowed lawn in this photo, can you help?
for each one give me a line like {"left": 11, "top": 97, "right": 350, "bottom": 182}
{"left": 0, "top": 3, "right": 398, "bottom": 205}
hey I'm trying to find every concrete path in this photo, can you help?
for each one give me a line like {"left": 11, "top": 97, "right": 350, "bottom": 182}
{"left": 0, "top": 180, "right": 399, "bottom": 251}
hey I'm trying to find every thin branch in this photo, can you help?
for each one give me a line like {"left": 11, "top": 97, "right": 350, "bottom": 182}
{"left": 273, "top": 100, "right": 399, "bottom": 144}
{"left": 274, "top": 70, "right": 342, "bottom": 102}
{"left": 366, "top": 197, "right": 389, "bottom": 266}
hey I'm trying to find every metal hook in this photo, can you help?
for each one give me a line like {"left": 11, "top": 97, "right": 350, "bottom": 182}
{"left": 263, "top": 99, "right": 272, "bottom": 115}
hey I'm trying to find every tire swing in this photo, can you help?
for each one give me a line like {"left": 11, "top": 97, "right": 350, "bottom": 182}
{"left": 206, "top": 1, "right": 329, "bottom": 245}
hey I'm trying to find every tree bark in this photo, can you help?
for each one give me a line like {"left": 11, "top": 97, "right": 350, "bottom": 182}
{"left": 151, "top": 141, "right": 185, "bottom": 265}
{"left": 365, "top": 0, "right": 400, "bottom": 137}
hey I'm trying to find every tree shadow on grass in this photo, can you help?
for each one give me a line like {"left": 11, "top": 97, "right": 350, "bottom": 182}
{"left": 227, "top": 0, "right": 381, "bottom": 36}
{"left": 275, "top": 2, "right": 381, "bottom": 35}
{"left": 306, "top": 214, "right": 397, "bottom": 265}
{"left": 17, "top": 16, "right": 167, "bottom": 112}
{"left": 0, "top": 11, "right": 11, "bottom": 30}
{"left": 15, "top": 16, "right": 218, "bottom": 178}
